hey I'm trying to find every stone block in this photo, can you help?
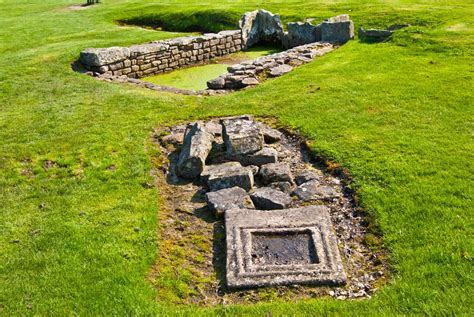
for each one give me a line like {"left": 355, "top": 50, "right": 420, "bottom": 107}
{"left": 206, "top": 187, "right": 255, "bottom": 216}
{"left": 250, "top": 187, "right": 292, "bottom": 210}
{"left": 321, "top": 15, "right": 354, "bottom": 44}
{"left": 292, "top": 180, "right": 341, "bottom": 201}
{"left": 225, "top": 206, "right": 347, "bottom": 288}
{"left": 80, "top": 47, "right": 130, "bottom": 67}
{"left": 259, "top": 163, "right": 293, "bottom": 184}
{"left": 205, "top": 162, "right": 254, "bottom": 192}
{"left": 241, "top": 147, "right": 277, "bottom": 166}
{"left": 222, "top": 117, "right": 264, "bottom": 155}
{"left": 177, "top": 123, "right": 213, "bottom": 179}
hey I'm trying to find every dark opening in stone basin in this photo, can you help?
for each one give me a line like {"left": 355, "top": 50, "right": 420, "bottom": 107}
{"left": 251, "top": 230, "right": 319, "bottom": 266}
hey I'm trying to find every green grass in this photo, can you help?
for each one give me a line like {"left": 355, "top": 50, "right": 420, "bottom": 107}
{"left": 143, "top": 46, "right": 280, "bottom": 90}
{"left": 0, "top": 0, "right": 473, "bottom": 315}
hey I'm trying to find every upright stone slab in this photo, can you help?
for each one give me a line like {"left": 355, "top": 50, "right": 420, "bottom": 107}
{"left": 283, "top": 21, "right": 322, "bottom": 49}
{"left": 222, "top": 117, "right": 264, "bottom": 155}
{"left": 321, "top": 14, "right": 354, "bottom": 44}
{"left": 239, "top": 9, "right": 284, "bottom": 48}
{"left": 225, "top": 206, "right": 347, "bottom": 288}
{"left": 177, "top": 123, "right": 213, "bottom": 179}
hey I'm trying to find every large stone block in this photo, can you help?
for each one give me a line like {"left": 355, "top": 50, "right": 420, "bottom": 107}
{"left": 177, "top": 123, "right": 213, "bottom": 179}
{"left": 250, "top": 187, "right": 292, "bottom": 210}
{"left": 239, "top": 9, "right": 284, "bottom": 48}
{"left": 259, "top": 163, "right": 293, "bottom": 184}
{"left": 204, "top": 162, "right": 254, "bottom": 191}
{"left": 225, "top": 206, "right": 347, "bottom": 288}
{"left": 321, "top": 14, "right": 354, "bottom": 44}
{"left": 284, "top": 21, "right": 322, "bottom": 49}
{"left": 292, "top": 180, "right": 341, "bottom": 201}
{"left": 206, "top": 187, "right": 254, "bottom": 216}
{"left": 222, "top": 117, "right": 264, "bottom": 155}
{"left": 80, "top": 47, "right": 130, "bottom": 67}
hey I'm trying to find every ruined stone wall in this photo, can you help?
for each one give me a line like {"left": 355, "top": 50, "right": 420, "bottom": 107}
{"left": 79, "top": 30, "right": 243, "bottom": 78}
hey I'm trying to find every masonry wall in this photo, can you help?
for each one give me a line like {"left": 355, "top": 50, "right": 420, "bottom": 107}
{"left": 80, "top": 30, "right": 243, "bottom": 78}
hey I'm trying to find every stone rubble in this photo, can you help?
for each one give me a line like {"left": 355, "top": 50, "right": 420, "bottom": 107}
{"left": 177, "top": 123, "right": 213, "bottom": 179}
{"left": 156, "top": 116, "right": 389, "bottom": 298}
{"left": 359, "top": 23, "right": 410, "bottom": 43}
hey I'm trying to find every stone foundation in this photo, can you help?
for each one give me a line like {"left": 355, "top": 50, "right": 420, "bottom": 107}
{"left": 78, "top": 11, "right": 355, "bottom": 94}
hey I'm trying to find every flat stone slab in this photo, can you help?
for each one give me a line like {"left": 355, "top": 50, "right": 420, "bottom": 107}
{"left": 225, "top": 206, "right": 347, "bottom": 288}
{"left": 295, "top": 170, "right": 324, "bottom": 185}
{"left": 250, "top": 187, "right": 292, "bottom": 210}
{"left": 204, "top": 162, "right": 254, "bottom": 192}
{"left": 222, "top": 117, "right": 264, "bottom": 155}
{"left": 292, "top": 180, "right": 342, "bottom": 201}
{"left": 206, "top": 187, "right": 254, "bottom": 216}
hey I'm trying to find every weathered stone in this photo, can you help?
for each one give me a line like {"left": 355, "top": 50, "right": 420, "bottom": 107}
{"left": 201, "top": 162, "right": 240, "bottom": 180}
{"left": 206, "top": 187, "right": 254, "bottom": 216}
{"left": 284, "top": 21, "right": 322, "bottom": 49}
{"left": 177, "top": 123, "right": 213, "bottom": 179}
{"left": 239, "top": 9, "right": 284, "bottom": 48}
{"left": 259, "top": 163, "right": 293, "bottom": 184}
{"left": 225, "top": 206, "right": 347, "bottom": 288}
{"left": 205, "top": 162, "right": 254, "bottom": 191}
{"left": 241, "top": 147, "right": 278, "bottom": 166}
{"left": 250, "top": 187, "right": 292, "bottom": 210}
{"left": 269, "top": 64, "right": 293, "bottom": 77}
{"left": 222, "top": 117, "right": 264, "bottom": 155}
{"left": 241, "top": 77, "right": 259, "bottom": 86}
{"left": 295, "top": 170, "right": 324, "bottom": 185}
{"left": 207, "top": 76, "right": 226, "bottom": 89}
{"left": 321, "top": 15, "right": 354, "bottom": 44}
{"left": 204, "top": 121, "right": 223, "bottom": 136}
{"left": 80, "top": 47, "right": 130, "bottom": 67}
{"left": 258, "top": 124, "right": 282, "bottom": 143}
{"left": 358, "top": 27, "right": 393, "bottom": 42}
{"left": 292, "top": 180, "right": 341, "bottom": 201}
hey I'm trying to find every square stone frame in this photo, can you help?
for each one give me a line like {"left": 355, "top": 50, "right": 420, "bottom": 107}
{"left": 225, "top": 206, "right": 347, "bottom": 289}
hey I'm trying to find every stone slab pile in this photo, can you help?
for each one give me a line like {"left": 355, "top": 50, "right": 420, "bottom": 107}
{"left": 206, "top": 42, "right": 334, "bottom": 90}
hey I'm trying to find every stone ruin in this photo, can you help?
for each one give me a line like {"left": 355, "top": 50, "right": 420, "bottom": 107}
{"left": 156, "top": 116, "right": 388, "bottom": 294}
{"left": 78, "top": 10, "right": 354, "bottom": 95}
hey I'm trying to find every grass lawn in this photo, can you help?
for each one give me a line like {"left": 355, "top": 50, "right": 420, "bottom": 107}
{"left": 1, "top": 0, "right": 473, "bottom": 315}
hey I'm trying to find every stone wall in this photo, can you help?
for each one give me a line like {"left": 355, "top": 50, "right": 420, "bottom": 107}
{"left": 80, "top": 30, "right": 243, "bottom": 77}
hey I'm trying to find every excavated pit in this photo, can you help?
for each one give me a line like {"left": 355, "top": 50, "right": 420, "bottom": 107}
{"left": 149, "top": 116, "right": 389, "bottom": 306}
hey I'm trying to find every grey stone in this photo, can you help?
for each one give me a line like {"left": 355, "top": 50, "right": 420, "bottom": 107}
{"left": 239, "top": 9, "right": 284, "bottom": 48}
{"left": 358, "top": 27, "right": 393, "bottom": 42}
{"left": 295, "top": 170, "right": 323, "bottom": 185}
{"left": 321, "top": 15, "right": 354, "bottom": 44}
{"left": 292, "top": 180, "right": 341, "bottom": 201}
{"left": 80, "top": 47, "right": 130, "bottom": 67}
{"left": 258, "top": 124, "right": 282, "bottom": 143}
{"left": 225, "top": 205, "right": 347, "bottom": 288}
{"left": 177, "top": 123, "right": 213, "bottom": 179}
{"left": 259, "top": 163, "right": 293, "bottom": 184}
{"left": 222, "top": 118, "right": 264, "bottom": 155}
{"left": 207, "top": 76, "right": 226, "bottom": 89}
{"left": 206, "top": 187, "right": 254, "bottom": 216}
{"left": 205, "top": 162, "right": 254, "bottom": 191}
{"left": 269, "top": 64, "right": 293, "bottom": 77}
{"left": 284, "top": 21, "right": 322, "bottom": 49}
{"left": 201, "top": 162, "right": 241, "bottom": 181}
{"left": 242, "top": 147, "right": 278, "bottom": 166}
{"left": 204, "top": 121, "right": 222, "bottom": 136}
{"left": 250, "top": 187, "right": 292, "bottom": 210}
{"left": 269, "top": 181, "right": 293, "bottom": 194}
{"left": 241, "top": 77, "right": 259, "bottom": 86}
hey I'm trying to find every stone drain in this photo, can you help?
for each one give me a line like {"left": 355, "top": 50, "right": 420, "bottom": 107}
{"left": 153, "top": 116, "right": 389, "bottom": 302}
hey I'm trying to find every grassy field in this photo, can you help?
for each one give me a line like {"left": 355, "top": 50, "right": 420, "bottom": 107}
{"left": 0, "top": 0, "right": 473, "bottom": 315}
